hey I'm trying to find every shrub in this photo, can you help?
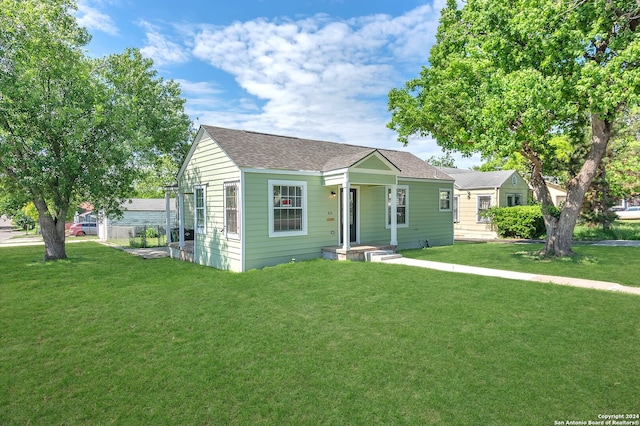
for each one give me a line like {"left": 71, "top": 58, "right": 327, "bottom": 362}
{"left": 145, "top": 227, "right": 159, "bottom": 239}
{"left": 12, "top": 210, "right": 35, "bottom": 232}
{"left": 485, "top": 205, "right": 546, "bottom": 239}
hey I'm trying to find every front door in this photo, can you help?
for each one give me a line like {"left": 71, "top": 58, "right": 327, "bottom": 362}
{"left": 340, "top": 188, "right": 357, "bottom": 244}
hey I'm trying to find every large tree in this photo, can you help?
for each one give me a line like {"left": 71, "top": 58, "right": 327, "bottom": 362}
{"left": 0, "top": 0, "right": 192, "bottom": 260}
{"left": 388, "top": 0, "right": 640, "bottom": 256}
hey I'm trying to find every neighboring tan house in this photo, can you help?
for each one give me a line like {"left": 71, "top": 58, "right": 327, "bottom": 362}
{"left": 98, "top": 198, "right": 176, "bottom": 241}
{"left": 168, "top": 125, "right": 455, "bottom": 272}
{"left": 441, "top": 168, "right": 531, "bottom": 239}
{"left": 546, "top": 182, "right": 567, "bottom": 207}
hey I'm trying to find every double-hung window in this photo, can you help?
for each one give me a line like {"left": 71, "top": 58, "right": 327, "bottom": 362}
{"left": 194, "top": 185, "right": 206, "bottom": 233}
{"left": 224, "top": 181, "right": 240, "bottom": 238}
{"left": 477, "top": 195, "right": 492, "bottom": 223}
{"left": 269, "top": 180, "right": 307, "bottom": 237}
{"left": 439, "top": 189, "right": 452, "bottom": 211}
{"left": 386, "top": 185, "right": 408, "bottom": 228}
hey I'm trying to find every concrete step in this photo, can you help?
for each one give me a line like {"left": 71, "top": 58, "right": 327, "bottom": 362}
{"left": 365, "top": 250, "right": 403, "bottom": 262}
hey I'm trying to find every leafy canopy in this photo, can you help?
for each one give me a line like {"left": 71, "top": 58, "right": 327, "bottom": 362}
{"left": 388, "top": 0, "right": 639, "bottom": 163}
{"left": 0, "top": 0, "right": 192, "bottom": 259}
{"left": 0, "top": 0, "right": 192, "bottom": 217}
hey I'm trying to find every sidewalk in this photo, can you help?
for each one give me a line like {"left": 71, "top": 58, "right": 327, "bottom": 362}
{"left": 381, "top": 257, "right": 640, "bottom": 296}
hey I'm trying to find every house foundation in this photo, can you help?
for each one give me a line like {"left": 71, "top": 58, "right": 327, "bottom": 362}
{"left": 167, "top": 241, "right": 195, "bottom": 263}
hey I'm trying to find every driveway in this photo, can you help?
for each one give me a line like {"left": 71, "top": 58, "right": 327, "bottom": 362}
{"left": 591, "top": 240, "right": 640, "bottom": 247}
{"left": 0, "top": 216, "right": 13, "bottom": 243}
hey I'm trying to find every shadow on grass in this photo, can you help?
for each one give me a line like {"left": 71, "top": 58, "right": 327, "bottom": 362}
{"left": 511, "top": 250, "right": 600, "bottom": 265}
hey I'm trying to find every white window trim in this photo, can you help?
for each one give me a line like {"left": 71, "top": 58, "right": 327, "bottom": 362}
{"left": 477, "top": 194, "right": 493, "bottom": 223}
{"left": 268, "top": 180, "right": 308, "bottom": 238}
{"left": 224, "top": 181, "right": 241, "bottom": 240}
{"left": 194, "top": 184, "right": 206, "bottom": 234}
{"left": 439, "top": 188, "right": 453, "bottom": 212}
{"left": 386, "top": 185, "right": 409, "bottom": 229}
{"left": 453, "top": 195, "right": 460, "bottom": 223}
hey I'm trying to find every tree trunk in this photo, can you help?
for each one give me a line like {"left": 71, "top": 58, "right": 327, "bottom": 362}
{"left": 546, "top": 114, "right": 612, "bottom": 256}
{"left": 525, "top": 114, "right": 612, "bottom": 256}
{"left": 527, "top": 152, "right": 560, "bottom": 255}
{"left": 34, "top": 198, "right": 68, "bottom": 261}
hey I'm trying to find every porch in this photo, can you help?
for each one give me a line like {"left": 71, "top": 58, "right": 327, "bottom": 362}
{"left": 322, "top": 244, "right": 397, "bottom": 262}
{"left": 167, "top": 241, "right": 194, "bottom": 263}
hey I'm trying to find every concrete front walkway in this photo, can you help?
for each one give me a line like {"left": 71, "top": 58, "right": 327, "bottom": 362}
{"left": 381, "top": 257, "right": 640, "bottom": 296}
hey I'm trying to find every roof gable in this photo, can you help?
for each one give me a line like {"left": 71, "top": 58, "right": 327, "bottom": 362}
{"left": 353, "top": 153, "right": 398, "bottom": 172}
{"left": 442, "top": 168, "right": 520, "bottom": 190}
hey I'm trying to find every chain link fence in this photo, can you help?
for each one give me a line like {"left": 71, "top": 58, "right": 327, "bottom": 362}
{"left": 106, "top": 224, "right": 168, "bottom": 248}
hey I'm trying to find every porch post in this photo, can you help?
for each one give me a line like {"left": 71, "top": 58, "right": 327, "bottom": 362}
{"left": 178, "top": 192, "right": 185, "bottom": 248}
{"left": 342, "top": 173, "right": 350, "bottom": 251}
{"left": 165, "top": 188, "right": 172, "bottom": 244}
{"left": 390, "top": 184, "right": 398, "bottom": 246}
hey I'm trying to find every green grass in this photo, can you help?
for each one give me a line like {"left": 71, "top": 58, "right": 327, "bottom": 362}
{"left": 1, "top": 243, "right": 639, "bottom": 424}
{"left": 403, "top": 242, "right": 640, "bottom": 287}
{"left": 573, "top": 220, "right": 640, "bottom": 241}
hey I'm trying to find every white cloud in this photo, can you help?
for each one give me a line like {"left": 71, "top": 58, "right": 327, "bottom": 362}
{"left": 174, "top": 79, "right": 222, "bottom": 96}
{"left": 139, "top": 21, "right": 191, "bottom": 67}
{"left": 76, "top": 0, "right": 119, "bottom": 35}
{"left": 180, "top": 0, "right": 455, "bottom": 161}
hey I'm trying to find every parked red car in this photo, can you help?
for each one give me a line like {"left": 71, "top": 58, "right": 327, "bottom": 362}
{"left": 68, "top": 222, "right": 97, "bottom": 236}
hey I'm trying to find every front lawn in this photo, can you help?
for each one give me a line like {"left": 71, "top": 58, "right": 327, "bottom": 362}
{"left": 1, "top": 243, "right": 638, "bottom": 424}
{"left": 573, "top": 220, "right": 640, "bottom": 241}
{"left": 403, "top": 242, "right": 640, "bottom": 287}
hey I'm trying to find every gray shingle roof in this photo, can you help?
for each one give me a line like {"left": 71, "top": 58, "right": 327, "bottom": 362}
{"left": 441, "top": 167, "right": 517, "bottom": 190}
{"left": 201, "top": 125, "right": 452, "bottom": 181}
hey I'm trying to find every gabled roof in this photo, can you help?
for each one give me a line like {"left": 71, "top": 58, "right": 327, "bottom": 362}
{"left": 441, "top": 167, "right": 518, "bottom": 190}
{"left": 192, "top": 125, "right": 452, "bottom": 181}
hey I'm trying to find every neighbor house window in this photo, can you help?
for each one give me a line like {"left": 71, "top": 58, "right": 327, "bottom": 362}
{"left": 453, "top": 196, "right": 460, "bottom": 223}
{"left": 477, "top": 195, "right": 492, "bottom": 223}
{"left": 386, "top": 185, "right": 408, "bottom": 228}
{"left": 194, "top": 185, "right": 206, "bottom": 233}
{"left": 269, "top": 180, "right": 307, "bottom": 237}
{"left": 224, "top": 181, "right": 240, "bottom": 238}
{"left": 439, "top": 189, "right": 452, "bottom": 211}
{"left": 507, "top": 194, "right": 522, "bottom": 207}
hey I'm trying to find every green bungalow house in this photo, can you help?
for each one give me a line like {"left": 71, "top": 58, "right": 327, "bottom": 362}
{"left": 166, "top": 125, "right": 454, "bottom": 272}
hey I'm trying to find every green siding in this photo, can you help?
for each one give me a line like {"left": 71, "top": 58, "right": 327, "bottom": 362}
{"left": 355, "top": 155, "right": 393, "bottom": 171}
{"left": 349, "top": 172, "right": 396, "bottom": 185}
{"left": 397, "top": 180, "right": 454, "bottom": 248}
{"left": 358, "top": 181, "right": 454, "bottom": 248}
{"left": 497, "top": 177, "right": 530, "bottom": 206}
{"left": 243, "top": 172, "right": 340, "bottom": 270}
{"left": 179, "top": 134, "right": 243, "bottom": 271}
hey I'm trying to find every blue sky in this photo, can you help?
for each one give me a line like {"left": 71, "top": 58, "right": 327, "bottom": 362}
{"left": 76, "top": 0, "right": 480, "bottom": 168}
